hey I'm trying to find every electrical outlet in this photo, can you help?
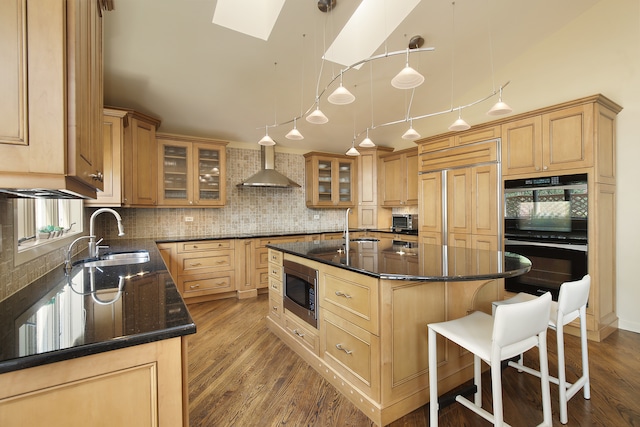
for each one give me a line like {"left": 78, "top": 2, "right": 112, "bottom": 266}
{"left": 313, "top": 214, "right": 320, "bottom": 220}
{"left": 185, "top": 216, "right": 194, "bottom": 222}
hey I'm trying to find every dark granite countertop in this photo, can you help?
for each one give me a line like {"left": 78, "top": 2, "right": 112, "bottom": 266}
{"left": 154, "top": 228, "right": 417, "bottom": 244}
{"left": 267, "top": 238, "right": 531, "bottom": 281}
{"left": 0, "top": 239, "right": 195, "bottom": 375}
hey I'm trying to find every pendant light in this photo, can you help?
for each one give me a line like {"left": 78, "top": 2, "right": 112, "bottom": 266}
{"left": 285, "top": 118, "right": 304, "bottom": 140}
{"left": 328, "top": 71, "right": 355, "bottom": 105}
{"left": 258, "top": 126, "right": 276, "bottom": 146}
{"left": 346, "top": 140, "right": 360, "bottom": 156}
{"left": 487, "top": 86, "right": 512, "bottom": 116}
{"left": 306, "top": 99, "right": 329, "bottom": 124}
{"left": 391, "top": 48, "right": 425, "bottom": 89}
{"left": 402, "top": 118, "right": 421, "bottom": 140}
{"left": 359, "top": 129, "right": 375, "bottom": 147}
{"left": 448, "top": 110, "right": 470, "bottom": 131}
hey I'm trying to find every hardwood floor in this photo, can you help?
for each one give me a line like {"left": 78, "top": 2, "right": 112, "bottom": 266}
{"left": 187, "top": 294, "right": 640, "bottom": 426}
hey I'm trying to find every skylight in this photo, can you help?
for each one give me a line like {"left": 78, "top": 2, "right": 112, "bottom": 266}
{"left": 323, "top": 0, "right": 421, "bottom": 67}
{"left": 212, "top": 0, "right": 286, "bottom": 41}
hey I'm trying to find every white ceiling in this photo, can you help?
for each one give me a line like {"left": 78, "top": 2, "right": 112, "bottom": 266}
{"left": 103, "top": 0, "right": 600, "bottom": 154}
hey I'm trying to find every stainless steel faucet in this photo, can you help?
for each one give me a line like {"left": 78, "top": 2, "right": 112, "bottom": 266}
{"left": 344, "top": 208, "right": 352, "bottom": 261}
{"left": 64, "top": 208, "right": 125, "bottom": 272}
{"left": 88, "top": 208, "right": 125, "bottom": 258}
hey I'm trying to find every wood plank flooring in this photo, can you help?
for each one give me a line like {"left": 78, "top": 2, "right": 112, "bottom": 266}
{"left": 187, "top": 294, "right": 640, "bottom": 426}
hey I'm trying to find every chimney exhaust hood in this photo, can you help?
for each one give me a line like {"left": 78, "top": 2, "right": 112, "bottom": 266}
{"left": 237, "top": 146, "right": 300, "bottom": 188}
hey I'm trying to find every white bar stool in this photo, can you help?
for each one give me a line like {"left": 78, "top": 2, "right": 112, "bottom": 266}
{"left": 492, "top": 274, "right": 591, "bottom": 424}
{"left": 428, "top": 292, "right": 552, "bottom": 427}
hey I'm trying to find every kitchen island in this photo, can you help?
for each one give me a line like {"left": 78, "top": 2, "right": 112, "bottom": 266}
{"left": 266, "top": 238, "right": 531, "bottom": 426}
{"left": 0, "top": 240, "right": 195, "bottom": 426}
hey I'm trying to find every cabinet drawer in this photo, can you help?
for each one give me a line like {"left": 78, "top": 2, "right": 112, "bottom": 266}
{"left": 268, "top": 249, "right": 283, "bottom": 265}
{"left": 284, "top": 312, "right": 319, "bottom": 356}
{"left": 269, "top": 294, "right": 284, "bottom": 324}
{"left": 178, "top": 250, "right": 234, "bottom": 275}
{"left": 268, "top": 263, "right": 283, "bottom": 281}
{"left": 268, "top": 275, "right": 282, "bottom": 295}
{"left": 257, "top": 269, "right": 270, "bottom": 289}
{"left": 321, "top": 269, "right": 379, "bottom": 335}
{"left": 180, "top": 271, "right": 235, "bottom": 297}
{"left": 321, "top": 310, "right": 378, "bottom": 396}
{"left": 178, "top": 240, "right": 232, "bottom": 253}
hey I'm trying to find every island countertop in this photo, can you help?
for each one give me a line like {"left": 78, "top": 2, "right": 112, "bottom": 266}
{"left": 0, "top": 239, "right": 195, "bottom": 375}
{"left": 267, "top": 238, "right": 531, "bottom": 281}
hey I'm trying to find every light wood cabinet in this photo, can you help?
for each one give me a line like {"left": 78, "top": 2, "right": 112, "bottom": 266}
{"left": 253, "top": 235, "right": 307, "bottom": 291}
{"left": 418, "top": 140, "right": 500, "bottom": 251}
{"left": 0, "top": 337, "right": 187, "bottom": 426}
{"left": 0, "top": 0, "right": 110, "bottom": 198}
{"left": 356, "top": 146, "right": 394, "bottom": 229}
{"left": 304, "top": 152, "right": 356, "bottom": 208}
{"left": 502, "top": 104, "right": 594, "bottom": 176}
{"left": 266, "top": 251, "right": 499, "bottom": 426}
{"left": 86, "top": 108, "right": 161, "bottom": 207}
{"left": 379, "top": 147, "right": 419, "bottom": 207}
{"left": 157, "top": 133, "right": 228, "bottom": 207}
{"left": 174, "top": 239, "right": 236, "bottom": 302}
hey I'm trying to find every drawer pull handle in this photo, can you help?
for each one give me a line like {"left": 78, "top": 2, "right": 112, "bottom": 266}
{"left": 192, "top": 245, "right": 198, "bottom": 249}
{"left": 190, "top": 284, "right": 200, "bottom": 289}
{"left": 272, "top": 306, "right": 278, "bottom": 312}
{"left": 216, "top": 260, "right": 226, "bottom": 264}
{"left": 335, "top": 344, "right": 353, "bottom": 355}
{"left": 335, "top": 291, "right": 352, "bottom": 299}
{"left": 190, "top": 262, "right": 202, "bottom": 267}
{"left": 293, "top": 329, "right": 305, "bottom": 338}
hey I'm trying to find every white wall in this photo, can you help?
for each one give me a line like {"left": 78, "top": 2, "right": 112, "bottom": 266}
{"left": 473, "top": 0, "right": 640, "bottom": 332}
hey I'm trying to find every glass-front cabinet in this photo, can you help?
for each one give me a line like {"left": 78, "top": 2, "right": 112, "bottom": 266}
{"left": 304, "top": 152, "right": 355, "bottom": 208}
{"left": 157, "top": 133, "right": 227, "bottom": 207}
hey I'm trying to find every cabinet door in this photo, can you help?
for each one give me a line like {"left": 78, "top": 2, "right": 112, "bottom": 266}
{"left": 316, "top": 157, "right": 335, "bottom": 206}
{"left": 447, "top": 168, "right": 472, "bottom": 235}
{"left": 158, "top": 141, "right": 191, "bottom": 206}
{"left": 419, "top": 171, "right": 442, "bottom": 234}
{"left": 543, "top": 104, "right": 593, "bottom": 171}
{"left": 501, "top": 116, "right": 542, "bottom": 176}
{"left": 193, "top": 143, "right": 225, "bottom": 206}
{"left": 86, "top": 112, "right": 124, "bottom": 206}
{"left": 471, "top": 164, "right": 498, "bottom": 236}
{"left": 127, "top": 118, "right": 158, "bottom": 206}
{"left": 68, "top": 0, "right": 104, "bottom": 191}
{"left": 335, "top": 159, "right": 355, "bottom": 206}
{"left": 381, "top": 155, "right": 402, "bottom": 207}
{"left": 405, "top": 150, "right": 419, "bottom": 205}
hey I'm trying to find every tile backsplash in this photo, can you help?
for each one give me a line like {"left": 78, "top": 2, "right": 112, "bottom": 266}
{"left": 97, "top": 147, "right": 347, "bottom": 239}
{"left": 0, "top": 147, "right": 349, "bottom": 300}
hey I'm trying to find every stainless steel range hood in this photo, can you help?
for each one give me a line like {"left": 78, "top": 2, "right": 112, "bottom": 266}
{"left": 237, "top": 146, "right": 300, "bottom": 188}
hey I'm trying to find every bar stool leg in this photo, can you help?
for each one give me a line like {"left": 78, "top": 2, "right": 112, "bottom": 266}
{"left": 580, "top": 306, "right": 591, "bottom": 401}
{"left": 539, "top": 330, "right": 553, "bottom": 426}
{"left": 490, "top": 351, "right": 505, "bottom": 426}
{"left": 428, "top": 327, "right": 439, "bottom": 427}
{"left": 557, "top": 320, "right": 569, "bottom": 424}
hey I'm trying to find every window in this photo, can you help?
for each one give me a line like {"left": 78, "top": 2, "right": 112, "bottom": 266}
{"left": 14, "top": 198, "right": 84, "bottom": 265}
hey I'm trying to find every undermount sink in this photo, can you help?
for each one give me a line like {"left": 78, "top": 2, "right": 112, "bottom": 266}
{"left": 74, "top": 250, "right": 150, "bottom": 268}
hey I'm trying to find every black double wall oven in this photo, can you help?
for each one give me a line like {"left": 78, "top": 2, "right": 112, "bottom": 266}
{"left": 504, "top": 173, "right": 588, "bottom": 300}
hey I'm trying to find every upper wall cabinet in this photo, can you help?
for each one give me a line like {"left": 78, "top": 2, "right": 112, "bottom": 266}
{"left": 379, "top": 147, "right": 418, "bottom": 207}
{"left": 304, "top": 152, "right": 356, "bottom": 208}
{"left": 0, "top": 0, "right": 110, "bottom": 198}
{"left": 502, "top": 97, "right": 621, "bottom": 179}
{"left": 157, "top": 133, "right": 228, "bottom": 207}
{"left": 86, "top": 108, "right": 161, "bottom": 207}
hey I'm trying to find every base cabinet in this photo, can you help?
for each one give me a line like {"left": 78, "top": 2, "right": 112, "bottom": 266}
{"left": 0, "top": 337, "right": 187, "bottom": 426}
{"left": 266, "top": 251, "right": 498, "bottom": 426}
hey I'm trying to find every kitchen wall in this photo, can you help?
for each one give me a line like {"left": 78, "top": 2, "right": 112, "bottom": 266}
{"left": 0, "top": 198, "right": 71, "bottom": 301}
{"left": 0, "top": 147, "right": 352, "bottom": 301}
{"left": 95, "top": 147, "right": 348, "bottom": 239}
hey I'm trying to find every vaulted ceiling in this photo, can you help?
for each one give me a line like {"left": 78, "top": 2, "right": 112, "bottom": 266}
{"left": 103, "top": 0, "right": 599, "bottom": 154}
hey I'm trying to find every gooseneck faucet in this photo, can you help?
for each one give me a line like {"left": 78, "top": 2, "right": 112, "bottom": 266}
{"left": 344, "top": 208, "right": 352, "bottom": 263}
{"left": 89, "top": 208, "right": 125, "bottom": 258}
{"left": 64, "top": 208, "right": 125, "bottom": 273}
